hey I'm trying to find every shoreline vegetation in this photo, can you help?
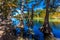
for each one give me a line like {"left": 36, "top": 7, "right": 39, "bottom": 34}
{"left": 13, "top": 9, "right": 60, "bottom": 24}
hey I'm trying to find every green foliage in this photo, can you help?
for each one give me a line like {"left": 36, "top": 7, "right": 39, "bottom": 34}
{"left": 0, "top": 0, "right": 18, "bottom": 18}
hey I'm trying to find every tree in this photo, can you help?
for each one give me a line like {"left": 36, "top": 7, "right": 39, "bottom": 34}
{"left": 26, "top": 0, "right": 43, "bottom": 40}
{"left": 40, "top": 0, "right": 56, "bottom": 40}
{"left": 16, "top": 0, "right": 25, "bottom": 40}
{"left": 0, "top": 0, "right": 18, "bottom": 40}
{"left": 0, "top": 0, "right": 18, "bottom": 19}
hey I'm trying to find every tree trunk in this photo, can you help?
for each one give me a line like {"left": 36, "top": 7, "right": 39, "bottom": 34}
{"left": 31, "top": 5, "right": 34, "bottom": 20}
{"left": 20, "top": 0, "right": 24, "bottom": 40}
{"left": 41, "top": 0, "right": 56, "bottom": 40}
{"left": 21, "top": 0, "right": 24, "bottom": 20}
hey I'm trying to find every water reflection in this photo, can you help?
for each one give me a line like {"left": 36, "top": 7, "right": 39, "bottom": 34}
{"left": 11, "top": 18, "right": 60, "bottom": 40}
